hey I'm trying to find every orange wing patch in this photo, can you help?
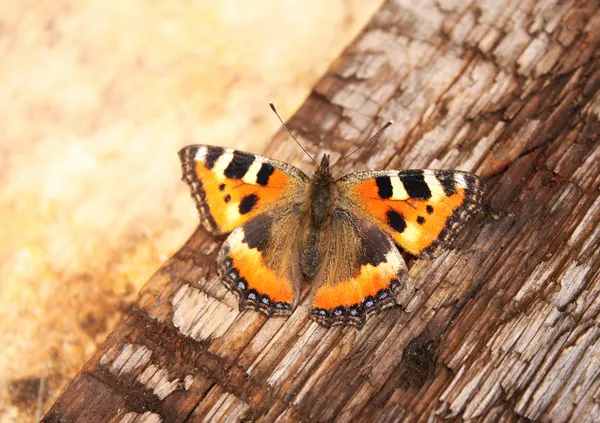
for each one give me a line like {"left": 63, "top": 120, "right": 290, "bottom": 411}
{"left": 312, "top": 265, "right": 393, "bottom": 309}
{"left": 219, "top": 228, "right": 294, "bottom": 315}
{"left": 179, "top": 145, "right": 307, "bottom": 234}
{"left": 340, "top": 170, "right": 485, "bottom": 258}
{"left": 193, "top": 163, "right": 289, "bottom": 232}
{"left": 360, "top": 188, "right": 467, "bottom": 256}
{"left": 312, "top": 259, "right": 403, "bottom": 329}
{"left": 310, "top": 215, "right": 408, "bottom": 329}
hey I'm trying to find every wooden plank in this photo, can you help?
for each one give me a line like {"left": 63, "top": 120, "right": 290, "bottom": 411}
{"left": 45, "top": 0, "right": 600, "bottom": 421}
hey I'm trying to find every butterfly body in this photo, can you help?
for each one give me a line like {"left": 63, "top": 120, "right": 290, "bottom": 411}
{"left": 179, "top": 144, "right": 485, "bottom": 328}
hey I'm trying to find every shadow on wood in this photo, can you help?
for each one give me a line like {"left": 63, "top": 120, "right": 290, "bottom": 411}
{"left": 45, "top": 0, "right": 600, "bottom": 421}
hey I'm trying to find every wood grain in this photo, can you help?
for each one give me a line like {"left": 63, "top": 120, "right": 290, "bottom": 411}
{"left": 45, "top": 0, "right": 600, "bottom": 421}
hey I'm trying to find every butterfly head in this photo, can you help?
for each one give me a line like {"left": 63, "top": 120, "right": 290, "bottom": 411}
{"left": 313, "top": 154, "right": 333, "bottom": 182}
{"left": 319, "top": 154, "right": 331, "bottom": 171}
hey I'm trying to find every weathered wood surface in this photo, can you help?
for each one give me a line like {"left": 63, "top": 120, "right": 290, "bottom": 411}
{"left": 45, "top": 0, "right": 600, "bottom": 421}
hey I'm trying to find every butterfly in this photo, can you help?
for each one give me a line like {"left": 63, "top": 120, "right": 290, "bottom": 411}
{"left": 179, "top": 110, "right": 485, "bottom": 329}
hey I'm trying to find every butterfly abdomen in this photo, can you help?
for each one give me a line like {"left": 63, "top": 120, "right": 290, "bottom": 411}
{"left": 299, "top": 224, "right": 327, "bottom": 281}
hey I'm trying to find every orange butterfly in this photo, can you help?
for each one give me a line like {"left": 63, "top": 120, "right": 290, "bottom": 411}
{"left": 179, "top": 108, "right": 484, "bottom": 328}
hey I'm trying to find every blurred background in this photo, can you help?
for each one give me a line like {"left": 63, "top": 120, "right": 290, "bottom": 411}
{"left": 0, "top": 0, "right": 383, "bottom": 420}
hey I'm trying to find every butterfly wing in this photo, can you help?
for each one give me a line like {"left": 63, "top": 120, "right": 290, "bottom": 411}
{"left": 179, "top": 145, "right": 309, "bottom": 234}
{"left": 310, "top": 212, "right": 408, "bottom": 328}
{"left": 337, "top": 169, "right": 485, "bottom": 258}
{"left": 219, "top": 210, "right": 303, "bottom": 315}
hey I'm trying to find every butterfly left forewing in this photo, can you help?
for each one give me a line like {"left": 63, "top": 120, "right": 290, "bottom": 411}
{"left": 179, "top": 145, "right": 308, "bottom": 234}
{"left": 338, "top": 169, "right": 485, "bottom": 258}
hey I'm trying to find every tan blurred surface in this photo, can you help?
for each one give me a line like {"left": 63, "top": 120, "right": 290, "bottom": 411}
{"left": 0, "top": 1, "right": 382, "bottom": 420}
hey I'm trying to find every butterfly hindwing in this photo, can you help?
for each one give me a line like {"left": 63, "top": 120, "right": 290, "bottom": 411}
{"left": 338, "top": 169, "right": 485, "bottom": 258}
{"left": 310, "top": 212, "right": 408, "bottom": 328}
{"left": 218, "top": 210, "right": 303, "bottom": 315}
{"left": 179, "top": 145, "right": 308, "bottom": 234}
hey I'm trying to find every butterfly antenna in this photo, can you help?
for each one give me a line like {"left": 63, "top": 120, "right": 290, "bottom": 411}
{"left": 332, "top": 120, "right": 394, "bottom": 168}
{"left": 269, "top": 102, "right": 317, "bottom": 166}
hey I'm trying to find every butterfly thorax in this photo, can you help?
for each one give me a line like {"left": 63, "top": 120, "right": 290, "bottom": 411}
{"left": 308, "top": 154, "right": 335, "bottom": 227}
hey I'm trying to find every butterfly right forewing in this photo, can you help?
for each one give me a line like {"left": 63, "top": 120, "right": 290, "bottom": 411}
{"left": 338, "top": 169, "right": 485, "bottom": 258}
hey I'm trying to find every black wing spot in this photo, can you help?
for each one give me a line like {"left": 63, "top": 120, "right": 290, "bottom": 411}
{"left": 387, "top": 210, "right": 406, "bottom": 233}
{"left": 439, "top": 172, "right": 456, "bottom": 196}
{"left": 426, "top": 205, "right": 434, "bottom": 214}
{"left": 256, "top": 163, "right": 275, "bottom": 186}
{"left": 417, "top": 216, "right": 425, "bottom": 225}
{"left": 375, "top": 176, "right": 393, "bottom": 199}
{"left": 219, "top": 183, "right": 226, "bottom": 191}
{"left": 224, "top": 194, "right": 231, "bottom": 203}
{"left": 205, "top": 147, "right": 224, "bottom": 169}
{"left": 239, "top": 194, "right": 258, "bottom": 215}
{"left": 224, "top": 151, "right": 254, "bottom": 179}
{"left": 400, "top": 171, "right": 432, "bottom": 199}
{"left": 241, "top": 213, "right": 272, "bottom": 251}
{"left": 354, "top": 217, "right": 390, "bottom": 267}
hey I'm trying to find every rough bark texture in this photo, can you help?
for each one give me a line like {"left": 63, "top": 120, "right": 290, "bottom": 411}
{"left": 44, "top": 0, "right": 600, "bottom": 422}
